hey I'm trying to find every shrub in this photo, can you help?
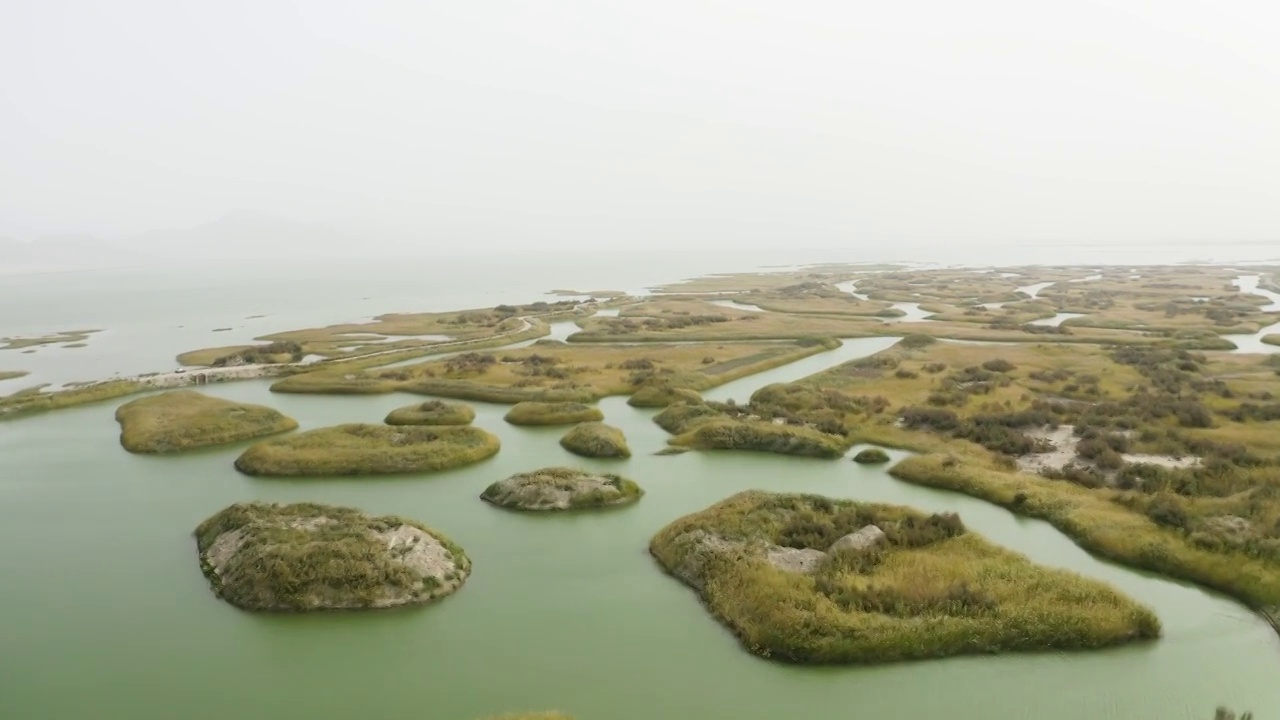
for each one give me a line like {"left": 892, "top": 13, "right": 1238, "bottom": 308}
{"left": 853, "top": 448, "right": 891, "bottom": 464}
{"left": 981, "top": 358, "right": 1017, "bottom": 373}
{"left": 559, "top": 422, "right": 631, "bottom": 458}
{"left": 504, "top": 401, "right": 604, "bottom": 426}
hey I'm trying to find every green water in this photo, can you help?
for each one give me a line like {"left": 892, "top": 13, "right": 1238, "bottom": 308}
{"left": 2, "top": 339, "right": 1276, "bottom": 719}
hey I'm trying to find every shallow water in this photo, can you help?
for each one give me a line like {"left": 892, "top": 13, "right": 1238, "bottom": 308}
{"left": 1030, "top": 312, "right": 1086, "bottom": 328}
{"left": 5, "top": 258, "right": 1280, "bottom": 719}
{"left": 710, "top": 299, "right": 766, "bottom": 313}
{"left": 1, "top": 336, "right": 1277, "bottom": 719}
{"left": 1016, "top": 281, "right": 1055, "bottom": 299}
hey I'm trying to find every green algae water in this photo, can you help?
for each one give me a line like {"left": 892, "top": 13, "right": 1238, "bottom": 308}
{"left": 2, "top": 337, "right": 1277, "bottom": 720}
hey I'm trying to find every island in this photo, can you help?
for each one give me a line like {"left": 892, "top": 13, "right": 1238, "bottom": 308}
{"left": 195, "top": 501, "right": 470, "bottom": 611}
{"left": 504, "top": 401, "right": 604, "bottom": 426}
{"left": 385, "top": 399, "right": 476, "bottom": 426}
{"left": 650, "top": 490, "right": 1159, "bottom": 663}
{"left": 852, "top": 448, "right": 891, "bottom": 464}
{"left": 114, "top": 390, "right": 298, "bottom": 453}
{"left": 234, "top": 423, "right": 500, "bottom": 476}
{"left": 559, "top": 422, "right": 631, "bottom": 458}
{"left": 480, "top": 467, "right": 643, "bottom": 510}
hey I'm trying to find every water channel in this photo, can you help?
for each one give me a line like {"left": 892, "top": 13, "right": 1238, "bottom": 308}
{"left": 1, "top": 333, "right": 1276, "bottom": 719}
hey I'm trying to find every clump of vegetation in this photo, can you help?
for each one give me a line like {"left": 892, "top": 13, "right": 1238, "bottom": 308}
{"left": 115, "top": 390, "right": 297, "bottom": 453}
{"left": 213, "top": 341, "right": 304, "bottom": 367}
{"left": 481, "top": 467, "right": 643, "bottom": 510}
{"left": 234, "top": 424, "right": 500, "bottom": 476}
{"left": 559, "top": 422, "right": 631, "bottom": 458}
{"left": 650, "top": 491, "right": 1158, "bottom": 663}
{"left": 384, "top": 399, "right": 476, "bottom": 426}
{"left": 504, "top": 401, "right": 604, "bottom": 426}
{"left": 670, "top": 418, "right": 845, "bottom": 458}
{"left": 853, "top": 448, "right": 891, "bottom": 464}
{"left": 194, "top": 501, "right": 470, "bottom": 611}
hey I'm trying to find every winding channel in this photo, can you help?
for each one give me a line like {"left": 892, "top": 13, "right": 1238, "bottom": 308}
{"left": 2, "top": 327, "right": 1276, "bottom": 719}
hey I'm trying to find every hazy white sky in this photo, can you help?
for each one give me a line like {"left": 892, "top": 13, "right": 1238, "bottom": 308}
{"left": 1, "top": 1, "right": 1278, "bottom": 249}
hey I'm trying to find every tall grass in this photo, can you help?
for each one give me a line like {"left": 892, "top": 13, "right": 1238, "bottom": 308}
{"left": 234, "top": 424, "right": 500, "bottom": 476}
{"left": 384, "top": 399, "right": 476, "bottom": 426}
{"left": 195, "top": 501, "right": 469, "bottom": 611}
{"left": 670, "top": 418, "right": 846, "bottom": 458}
{"left": 504, "top": 402, "right": 604, "bottom": 426}
{"left": 650, "top": 491, "right": 1159, "bottom": 664}
{"left": 0, "top": 380, "right": 145, "bottom": 422}
{"left": 115, "top": 390, "right": 297, "bottom": 453}
{"left": 480, "top": 467, "right": 643, "bottom": 511}
{"left": 559, "top": 422, "right": 631, "bottom": 458}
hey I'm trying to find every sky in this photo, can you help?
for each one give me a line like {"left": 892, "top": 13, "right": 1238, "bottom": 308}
{"left": 1, "top": 1, "right": 1278, "bottom": 252}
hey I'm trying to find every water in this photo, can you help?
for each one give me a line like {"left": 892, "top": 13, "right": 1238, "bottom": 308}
{"left": 1030, "top": 312, "right": 1086, "bottom": 328}
{"left": 886, "top": 302, "right": 933, "bottom": 322}
{"left": 1016, "top": 281, "right": 1055, "bottom": 299}
{"left": 1222, "top": 276, "right": 1280, "bottom": 354}
{"left": 710, "top": 299, "right": 766, "bottom": 313}
{"left": 4, "top": 255, "right": 1280, "bottom": 719}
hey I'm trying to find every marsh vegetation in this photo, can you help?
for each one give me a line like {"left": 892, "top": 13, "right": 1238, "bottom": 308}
{"left": 480, "top": 467, "right": 643, "bottom": 510}
{"left": 505, "top": 401, "right": 604, "bottom": 426}
{"left": 115, "top": 390, "right": 298, "bottom": 453}
{"left": 559, "top": 422, "right": 631, "bottom": 458}
{"left": 384, "top": 399, "right": 476, "bottom": 426}
{"left": 234, "top": 424, "right": 500, "bottom": 476}
{"left": 195, "top": 501, "right": 470, "bottom": 610}
{"left": 650, "top": 491, "right": 1158, "bottom": 663}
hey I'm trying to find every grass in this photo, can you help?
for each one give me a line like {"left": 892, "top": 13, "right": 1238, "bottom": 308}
{"left": 234, "top": 424, "right": 500, "bottom": 476}
{"left": 852, "top": 448, "right": 891, "bottom": 464}
{"left": 504, "top": 401, "right": 604, "bottom": 426}
{"left": 475, "top": 714, "right": 571, "bottom": 720}
{"left": 888, "top": 454, "right": 1280, "bottom": 623}
{"left": 650, "top": 490, "right": 1158, "bottom": 664}
{"left": 1264, "top": 334, "right": 1280, "bottom": 347}
{"left": 480, "top": 467, "right": 644, "bottom": 510}
{"left": 115, "top": 390, "right": 298, "bottom": 453}
{"left": 670, "top": 417, "right": 846, "bottom": 458}
{"left": 272, "top": 340, "right": 834, "bottom": 405}
{"left": 195, "top": 501, "right": 470, "bottom": 611}
{"left": 559, "top": 422, "right": 631, "bottom": 458}
{"left": 385, "top": 399, "right": 476, "bottom": 426}
{"left": 0, "top": 370, "right": 28, "bottom": 381}
{"left": 0, "top": 379, "right": 144, "bottom": 422}
{"left": 697, "top": 337, "right": 1280, "bottom": 631}
{"left": 0, "top": 329, "right": 100, "bottom": 351}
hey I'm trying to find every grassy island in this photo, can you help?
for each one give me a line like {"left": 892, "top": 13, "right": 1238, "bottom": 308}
{"left": 385, "top": 399, "right": 476, "bottom": 426}
{"left": 195, "top": 501, "right": 470, "bottom": 611}
{"left": 1, "top": 329, "right": 100, "bottom": 351}
{"left": 234, "top": 424, "right": 500, "bottom": 476}
{"left": 669, "top": 417, "right": 846, "bottom": 458}
{"left": 559, "top": 422, "right": 631, "bottom": 458}
{"left": 650, "top": 490, "right": 1159, "bottom": 664}
{"left": 853, "top": 447, "right": 891, "bottom": 464}
{"left": 481, "top": 467, "right": 643, "bottom": 511}
{"left": 0, "top": 370, "right": 28, "bottom": 382}
{"left": 504, "top": 401, "right": 604, "bottom": 426}
{"left": 114, "top": 390, "right": 298, "bottom": 453}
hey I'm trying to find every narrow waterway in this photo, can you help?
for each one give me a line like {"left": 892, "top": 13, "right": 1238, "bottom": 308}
{"left": 1, "top": 335, "right": 1276, "bottom": 720}
{"left": 1224, "top": 275, "right": 1280, "bottom": 354}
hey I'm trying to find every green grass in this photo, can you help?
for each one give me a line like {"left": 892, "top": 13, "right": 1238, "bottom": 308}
{"left": 888, "top": 454, "right": 1280, "bottom": 625}
{"left": 0, "top": 379, "right": 144, "bottom": 422}
{"left": 852, "top": 448, "right": 891, "bottom": 464}
{"left": 385, "top": 399, "right": 476, "bottom": 426}
{"left": 504, "top": 401, "right": 604, "bottom": 426}
{"left": 475, "top": 714, "right": 572, "bottom": 720}
{"left": 649, "top": 490, "right": 1159, "bottom": 664}
{"left": 559, "top": 422, "right": 631, "bottom": 458}
{"left": 480, "top": 467, "right": 643, "bottom": 511}
{"left": 195, "top": 501, "right": 470, "bottom": 611}
{"left": 234, "top": 424, "right": 500, "bottom": 476}
{"left": 670, "top": 417, "right": 846, "bottom": 458}
{"left": 115, "top": 390, "right": 298, "bottom": 453}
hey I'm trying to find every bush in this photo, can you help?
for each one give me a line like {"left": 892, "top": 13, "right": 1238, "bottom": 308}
{"left": 559, "top": 422, "right": 631, "bottom": 458}
{"left": 671, "top": 418, "right": 845, "bottom": 458}
{"left": 899, "top": 334, "right": 937, "bottom": 349}
{"left": 853, "top": 448, "right": 891, "bottom": 464}
{"left": 504, "top": 401, "right": 604, "bottom": 426}
{"left": 981, "top": 358, "right": 1017, "bottom": 373}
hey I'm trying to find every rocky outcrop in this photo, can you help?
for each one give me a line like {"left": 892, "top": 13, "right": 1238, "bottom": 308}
{"left": 829, "top": 525, "right": 886, "bottom": 554}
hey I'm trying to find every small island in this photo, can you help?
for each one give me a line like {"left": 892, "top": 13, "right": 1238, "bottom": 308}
{"left": 481, "top": 467, "right": 643, "bottom": 511}
{"left": 559, "top": 422, "right": 631, "bottom": 458}
{"left": 115, "top": 390, "right": 298, "bottom": 453}
{"left": 195, "top": 501, "right": 470, "bottom": 611}
{"left": 504, "top": 401, "right": 604, "bottom": 426}
{"left": 669, "top": 417, "right": 845, "bottom": 458}
{"left": 852, "top": 447, "right": 891, "bottom": 464}
{"left": 234, "top": 423, "right": 500, "bottom": 476}
{"left": 650, "top": 490, "right": 1158, "bottom": 664}
{"left": 385, "top": 399, "right": 476, "bottom": 426}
